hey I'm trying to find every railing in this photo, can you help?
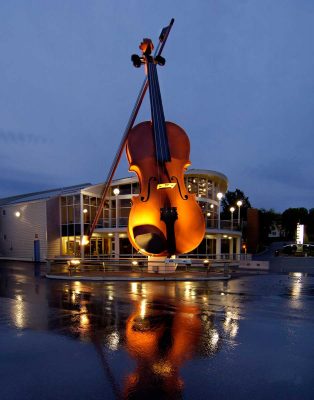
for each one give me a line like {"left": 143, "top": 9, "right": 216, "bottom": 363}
{"left": 80, "top": 253, "right": 251, "bottom": 261}
{"left": 95, "top": 218, "right": 241, "bottom": 231}
{"left": 47, "top": 255, "right": 248, "bottom": 276}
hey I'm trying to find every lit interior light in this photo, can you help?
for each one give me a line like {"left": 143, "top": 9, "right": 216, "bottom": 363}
{"left": 15, "top": 211, "right": 21, "bottom": 218}
{"left": 132, "top": 260, "right": 138, "bottom": 266}
{"left": 80, "top": 235, "right": 89, "bottom": 245}
{"left": 83, "top": 208, "right": 88, "bottom": 214}
{"left": 207, "top": 212, "right": 211, "bottom": 217}
{"left": 70, "top": 259, "right": 80, "bottom": 266}
{"left": 108, "top": 233, "right": 113, "bottom": 237}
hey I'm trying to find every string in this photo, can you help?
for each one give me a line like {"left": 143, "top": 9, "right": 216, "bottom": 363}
{"left": 147, "top": 62, "right": 162, "bottom": 199}
{"left": 149, "top": 61, "right": 170, "bottom": 164}
{"left": 152, "top": 63, "right": 170, "bottom": 163}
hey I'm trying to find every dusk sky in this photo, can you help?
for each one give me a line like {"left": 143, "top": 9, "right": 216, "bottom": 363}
{"left": 1, "top": 0, "right": 314, "bottom": 212}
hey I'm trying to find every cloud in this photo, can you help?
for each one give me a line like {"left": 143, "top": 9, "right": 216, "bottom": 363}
{"left": 0, "top": 129, "right": 50, "bottom": 145}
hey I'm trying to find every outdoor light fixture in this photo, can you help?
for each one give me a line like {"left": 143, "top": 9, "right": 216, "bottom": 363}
{"left": 217, "top": 192, "right": 223, "bottom": 230}
{"left": 113, "top": 188, "right": 120, "bottom": 196}
{"left": 15, "top": 211, "right": 21, "bottom": 218}
{"left": 237, "top": 200, "right": 243, "bottom": 225}
{"left": 80, "top": 235, "right": 89, "bottom": 246}
{"left": 70, "top": 259, "right": 81, "bottom": 266}
{"left": 230, "top": 207, "right": 235, "bottom": 230}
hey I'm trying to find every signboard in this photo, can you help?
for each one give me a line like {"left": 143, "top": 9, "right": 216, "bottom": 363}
{"left": 296, "top": 223, "right": 304, "bottom": 245}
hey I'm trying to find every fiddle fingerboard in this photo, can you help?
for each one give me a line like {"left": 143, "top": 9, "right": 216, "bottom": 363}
{"left": 147, "top": 62, "right": 171, "bottom": 164}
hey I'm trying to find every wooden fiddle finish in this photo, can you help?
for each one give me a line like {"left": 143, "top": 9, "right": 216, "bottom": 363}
{"left": 126, "top": 39, "right": 205, "bottom": 257}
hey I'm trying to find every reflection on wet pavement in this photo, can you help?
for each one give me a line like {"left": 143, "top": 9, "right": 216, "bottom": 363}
{"left": 1, "top": 261, "right": 314, "bottom": 399}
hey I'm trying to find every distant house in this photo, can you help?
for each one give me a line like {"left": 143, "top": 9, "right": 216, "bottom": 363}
{"left": 268, "top": 223, "right": 284, "bottom": 239}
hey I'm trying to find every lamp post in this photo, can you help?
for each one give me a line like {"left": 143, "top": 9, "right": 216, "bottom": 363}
{"left": 217, "top": 192, "right": 223, "bottom": 230}
{"left": 113, "top": 188, "right": 120, "bottom": 228}
{"left": 230, "top": 206, "right": 235, "bottom": 230}
{"left": 113, "top": 188, "right": 120, "bottom": 259}
{"left": 237, "top": 200, "right": 243, "bottom": 226}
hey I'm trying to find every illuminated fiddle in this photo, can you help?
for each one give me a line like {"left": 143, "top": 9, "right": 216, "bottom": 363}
{"left": 126, "top": 38, "right": 205, "bottom": 256}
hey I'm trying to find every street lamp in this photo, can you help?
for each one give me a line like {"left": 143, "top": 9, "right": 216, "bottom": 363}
{"left": 217, "top": 192, "right": 223, "bottom": 229}
{"left": 112, "top": 187, "right": 120, "bottom": 259}
{"left": 230, "top": 206, "right": 235, "bottom": 230}
{"left": 237, "top": 200, "right": 243, "bottom": 226}
{"left": 113, "top": 188, "right": 120, "bottom": 227}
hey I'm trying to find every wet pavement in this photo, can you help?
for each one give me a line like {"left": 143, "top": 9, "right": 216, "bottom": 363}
{"left": 1, "top": 261, "right": 314, "bottom": 399}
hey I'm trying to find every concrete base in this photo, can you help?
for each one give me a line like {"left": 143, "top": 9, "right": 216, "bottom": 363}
{"left": 147, "top": 256, "right": 177, "bottom": 273}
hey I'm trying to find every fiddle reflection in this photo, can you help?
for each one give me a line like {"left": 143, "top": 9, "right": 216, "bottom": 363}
{"left": 123, "top": 299, "right": 201, "bottom": 399}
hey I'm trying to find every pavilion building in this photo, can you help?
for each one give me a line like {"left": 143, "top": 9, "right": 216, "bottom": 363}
{"left": 0, "top": 169, "right": 242, "bottom": 261}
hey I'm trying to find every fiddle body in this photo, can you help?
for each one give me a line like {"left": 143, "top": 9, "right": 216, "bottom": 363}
{"left": 126, "top": 121, "right": 205, "bottom": 257}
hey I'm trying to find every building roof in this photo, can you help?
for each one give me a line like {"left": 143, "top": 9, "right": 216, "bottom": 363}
{"left": 0, "top": 169, "right": 229, "bottom": 207}
{"left": 0, "top": 183, "right": 91, "bottom": 206}
{"left": 185, "top": 169, "right": 228, "bottom": 192}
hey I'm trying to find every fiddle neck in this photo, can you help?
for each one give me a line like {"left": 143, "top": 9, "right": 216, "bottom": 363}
{"left": 146, "top": 60, "right": 171, "bottom": 164}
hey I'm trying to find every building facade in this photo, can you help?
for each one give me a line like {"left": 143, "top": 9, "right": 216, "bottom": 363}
{"left": 0, "top": 169, "right": 242, "bottom": 261}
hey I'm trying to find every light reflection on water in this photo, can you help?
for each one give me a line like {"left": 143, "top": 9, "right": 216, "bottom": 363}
{"left": 1, "top": 263, "right": 314, "bottom": 399}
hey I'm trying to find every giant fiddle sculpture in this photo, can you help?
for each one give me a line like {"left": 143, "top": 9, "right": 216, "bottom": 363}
{"left": 88, "top": 20, "right": 205, "bottom": 257}
{"left": 126, "top": 39, "right": 205, "bottom": 256}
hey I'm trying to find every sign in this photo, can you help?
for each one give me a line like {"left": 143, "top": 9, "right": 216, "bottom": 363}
{"left": 296, "top": 223, "right": 304, "bottom": 245}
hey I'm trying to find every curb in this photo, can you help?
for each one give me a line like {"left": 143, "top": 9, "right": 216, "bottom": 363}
{"left": 45, "top": 274, "right": 231, "bottom": 282}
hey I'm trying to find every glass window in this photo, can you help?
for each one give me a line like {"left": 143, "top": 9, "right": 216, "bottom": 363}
{"left": 120, "top": 199, "right": 131, "bottom": 207}
{"left": 74, "top": 204, "right": 80, "bottom": 223}
{"left": 61, "top": 206, "right": 67, "bottom": 224}
{"left": 119, "top": 184, "right": 131, "bottom": 195}
{"left": 74, "top": 194, "right": 80, "bottom": 204}
{"left": 66, "top": 196, "right": 73, "bottom": 206}
{"left": 132, "top": 182, "right": 139, "bottom": 194}
{"left": 67, "top": 206, "right": 74, "bottom": 223}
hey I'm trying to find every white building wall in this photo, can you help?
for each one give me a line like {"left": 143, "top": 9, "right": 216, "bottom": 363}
{"left": 0, "top": 201, "right": 47, "bottom": 261}
{"left": 46, "top": 197, "right": 61, "bottom": 259}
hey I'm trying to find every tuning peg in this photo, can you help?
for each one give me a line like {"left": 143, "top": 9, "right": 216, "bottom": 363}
{"left": 155, "top": 55, "right": 166, "bottom": 66}
{"left": 131, "top": 54, "right": 142, "bottom": 68}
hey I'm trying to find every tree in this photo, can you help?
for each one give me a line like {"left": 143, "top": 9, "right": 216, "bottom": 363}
{"left": 221, "top": 188, "right": 251, "bottom": 220}
{"left": 306, "top": 208, "right": 314, "bottom": 242}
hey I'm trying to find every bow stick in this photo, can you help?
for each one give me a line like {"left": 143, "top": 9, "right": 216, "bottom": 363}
{"left": 88, "top": 18, "right": 175, "bottom": 240}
